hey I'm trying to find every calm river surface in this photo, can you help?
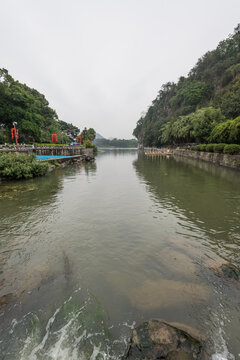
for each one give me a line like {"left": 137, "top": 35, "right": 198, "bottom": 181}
{"left": 0, "top": 150, "right": 240, "bottom": 359}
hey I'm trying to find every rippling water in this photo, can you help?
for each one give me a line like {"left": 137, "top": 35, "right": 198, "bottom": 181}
{"left": 0, "top": 150, "right": 239, "bottom": 359}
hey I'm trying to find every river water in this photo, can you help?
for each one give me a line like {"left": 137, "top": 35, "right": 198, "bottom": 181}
{"left": 0, "top": 150, "right": 239, "bottom": 360}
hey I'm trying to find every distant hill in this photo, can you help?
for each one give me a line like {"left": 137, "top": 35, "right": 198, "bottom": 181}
{"left": 95, "top": 133, "right": 105, "bottom": 139}
{"left": 93, "top": 137, "right": 138, "bottom": 148}
{"left": 133, "top": 25, "right": 240, "bottom": 146}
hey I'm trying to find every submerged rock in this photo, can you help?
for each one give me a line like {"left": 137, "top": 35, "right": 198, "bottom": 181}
{"left": 107, "top": 270, "right": 209, "bottom": 311}
{"left": 19, "top": 264, "right": 51, "bottom": 293}
{"left": 0, "top": 293, "right": 14, "bottom": 308}
{"left": 207, "top": 259, "right": 240, "bottom": 281}
{"left": 154, "top": 248, "right": 197, "bottom": 281}
{"left": 129, "top": 279, "right": 209, "bottom": 311}
{"left": 122, "top": 320, "right": 206, "bottom": 360}
{"left": 220, "top": 263, "right": 239, "bottom": 280}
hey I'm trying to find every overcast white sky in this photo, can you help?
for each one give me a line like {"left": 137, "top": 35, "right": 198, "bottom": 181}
{"left": 1, "top": 0, "right": 240, "bottom": 138}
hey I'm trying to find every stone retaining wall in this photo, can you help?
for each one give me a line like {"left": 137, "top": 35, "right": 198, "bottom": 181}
{"left": 34, "top": 146, "right": 84, "bottom": 156}
{"left": 0, "top": 146, "right": 94, "bottom": 157}
{"left": 143, "top": 147, "right": 172, "bottom": 154}
{"left": 173, "top": 149, "right": 240, "bottom": 170}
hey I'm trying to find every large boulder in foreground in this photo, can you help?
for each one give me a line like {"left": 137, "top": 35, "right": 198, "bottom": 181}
{"left": 122, "top": 320, "right": 206, "bottom": 360}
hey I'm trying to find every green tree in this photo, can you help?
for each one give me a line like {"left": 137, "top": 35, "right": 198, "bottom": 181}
{"left": 87, "top": 128, "right": 96, "bottom": 141}
{"left": 0, "top": 68, "right": 76, "bottom": 144}
{"left": 211, "top": 116, "right": 240, "bottom": 144}
{"left": 190, "top": 107, "right": 225, "bottom": 143}
{"left": 80, "top": 127, "right": 96, "bottom": 142}
{"left": 133, "top": 25, "right": 240, "bottom": 147}
{"left": 81, "top": 127, "right": 88, "bottom": 141}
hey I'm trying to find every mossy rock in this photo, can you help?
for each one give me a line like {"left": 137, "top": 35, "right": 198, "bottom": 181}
{"left": 122, "top": 320, "right": 206, "bottom": 360}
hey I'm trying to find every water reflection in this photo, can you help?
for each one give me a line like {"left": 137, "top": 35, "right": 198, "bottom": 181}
{"left": 133, "top": 154, "right": 240, "bottom": 358}
{"left": 0, "top": 151, "right": 239, "bottom": 359}
{"left": 133, "top": 154, "right": 240, "bottom": 265}
{"left": 83, "top": 161, "right": 97, "bottom": 176}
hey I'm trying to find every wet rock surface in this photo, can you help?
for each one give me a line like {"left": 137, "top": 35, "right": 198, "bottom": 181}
{"left": 122, "top": 320, "right": 206, "bottom": 360}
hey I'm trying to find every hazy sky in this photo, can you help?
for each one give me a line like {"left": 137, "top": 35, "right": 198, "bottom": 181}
{"left": 1, "top": 0, "right": 240, "bottom": 138}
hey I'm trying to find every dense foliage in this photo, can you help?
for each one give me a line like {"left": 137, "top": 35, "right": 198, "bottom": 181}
{"left": 191, "top": 143, "right": 240, "bottom": 155}
{"left": 93, "top": 138, "right": 138, "bottom": 148}
{"left": 81, "top": 127, "right": 96, "bottom": 142}
{"left": 133, "top": 25, "right": 240, "bottom": 146}
{"left": 82, "top": 139, "right": 98, "bottom": 154}
{"left": 58, "top": 120, "right": 80, "bottom": 142}
{"left": 0, "top": 153, "right": 49, "bottom": 179}
{"left": 0, "top": 69, "right": 80, "bottom": 144}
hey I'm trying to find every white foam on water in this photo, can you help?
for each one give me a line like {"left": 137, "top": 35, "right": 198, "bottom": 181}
{"left": 28, "top": 307, "right": 61, "bottom": 360}
{"left": 122, "top": 321, "right": 136, "bottom": 329}
{"left": 47, "top": 317, "right": 76, "bottom": 359}
{"left": 20, "top": 335, "right": 33, "bottom": 358}
{"left": 90, "top": 344, "right": 102, "bottom": 360}
{"left": 4, "top": 287, "right": 130, "bottom": 360}
{"left": 211, "top": 324, "right": 235, "bottom": 360}
{"left": 9, "top": 318, "right": 18, "bottom": 334}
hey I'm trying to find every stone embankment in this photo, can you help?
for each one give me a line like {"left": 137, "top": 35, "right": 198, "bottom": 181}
{"left": 143, "top": 147, "right": 173, "bottom": 156}
{"left": 173, "top": 149, "right": 240, "bottom": 170}
{"left": 0, "top": 145, "right": 93, "bottom": 157}
{"left": 142, "top": 147, "right": 240, "bottom": 170}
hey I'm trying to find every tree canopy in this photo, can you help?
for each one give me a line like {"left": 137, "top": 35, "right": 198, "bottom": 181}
{"left": 0, "top": 69, "right": 80, "bottom": 144}
{"left": 133, "top": 25, "right": 240, "bottom": 146}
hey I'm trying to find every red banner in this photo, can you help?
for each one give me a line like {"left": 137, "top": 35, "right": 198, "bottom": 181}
{"left": 52, "top": 133, "right": 58, "bottom": 144}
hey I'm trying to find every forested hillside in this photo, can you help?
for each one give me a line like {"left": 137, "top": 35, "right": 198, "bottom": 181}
{"left": 133, "top": 25, "right": 240, "bottom": 146}
{"left": 0, "top": 69, "right": 79, "bottom": 143}
{"left": 93, "top": 137, "right": 138, "bottom": 148}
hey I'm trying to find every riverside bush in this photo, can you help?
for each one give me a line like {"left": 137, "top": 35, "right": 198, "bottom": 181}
{"left": 83, "top": 140, "right": 98, "bottom": 153}
{"left": 190, "top": 143, "right": 240, "bottom": 154}
{"left": 191, "top": 145, "right": 204, "bottom": 151}
{"left": 206, "top": 144, "right": 214, "bottom": 152}
{"left": 223, "top": 144, "right": 240, "bottom": 155}
{"left": 213, "top": 144, "right": 226, "bottom": 153}
{"left": 199, "top": 144, "right": 207, "bottom": 151}
{"left": 0, "top": 153, "right": 49, "bottom": 179}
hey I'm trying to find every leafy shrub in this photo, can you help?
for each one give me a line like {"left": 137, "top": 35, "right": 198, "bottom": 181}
{"left": 83, "top": 140, "right": 98, "bottom": 153}
{"left": 0, "top": 153, "right": 49, "bottom": 180}
{"left": 191, "top": 145, "right": 204, "bottom": 151}
{"left": 223, "top": 144, "right": 240, "bottom": 155}
{"left": 199, "top": 144, "right": 207, "bottom": 151}
{"left": 206, "top": 144, "right": 214, "bottom": 152}
{"left": 213, "top": 143, "right": 226, "bottom": 153}
{"left": 191, "top": 145, "right": 200, "bottom": 151}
